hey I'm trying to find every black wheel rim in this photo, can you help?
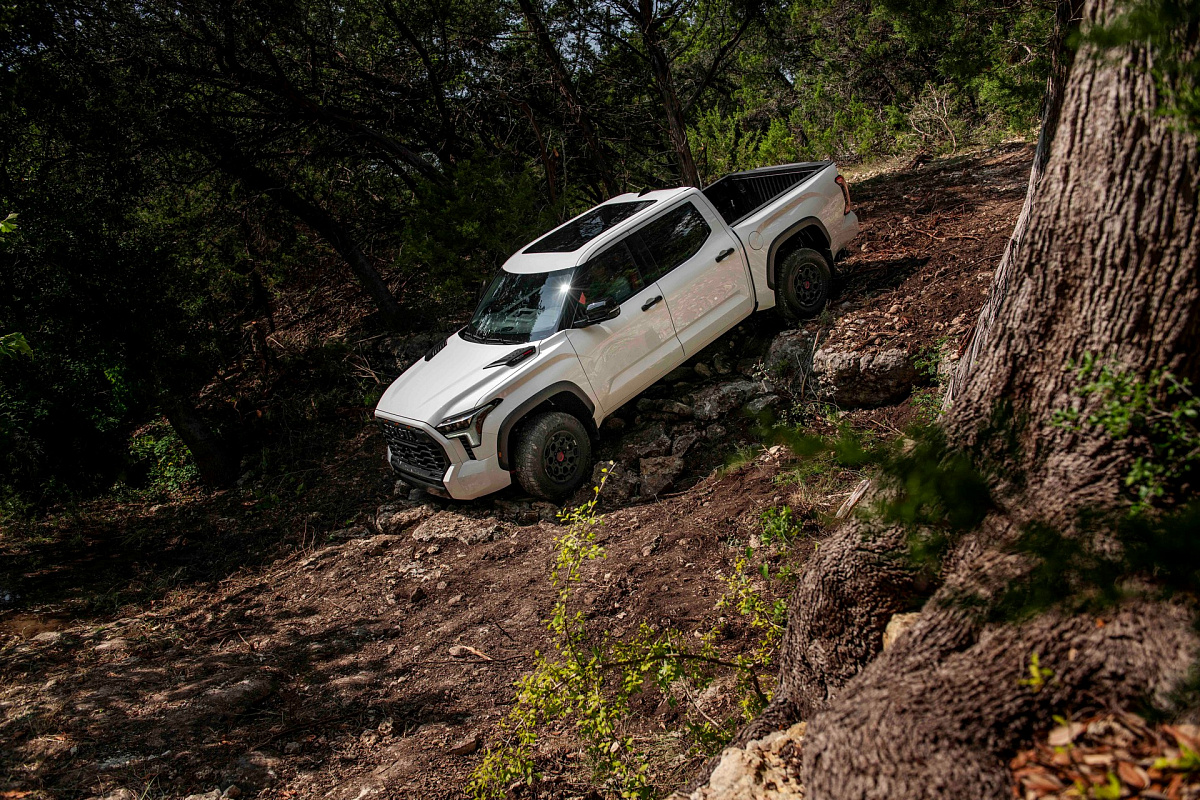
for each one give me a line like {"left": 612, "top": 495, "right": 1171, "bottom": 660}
{"left": 544, "top": 430, "right": 581, "bottom": 484}
{"left": 791, "top": 262, "right": 823, "bottom": 307}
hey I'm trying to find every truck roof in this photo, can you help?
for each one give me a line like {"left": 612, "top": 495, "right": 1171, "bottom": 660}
{"left": 500, "top": 188, "right": 690, "bottom": 275}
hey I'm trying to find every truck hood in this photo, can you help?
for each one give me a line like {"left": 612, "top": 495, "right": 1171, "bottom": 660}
{"left": 376, "top": 332, "right": 525, "bottom": 425}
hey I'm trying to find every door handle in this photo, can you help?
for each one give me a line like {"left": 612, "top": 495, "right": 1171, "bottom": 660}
{"left": 641, "top": 295, "right": 663, "bottom": 312}
{"left": 716, "top": 247, "right": 735, "bottom": 262}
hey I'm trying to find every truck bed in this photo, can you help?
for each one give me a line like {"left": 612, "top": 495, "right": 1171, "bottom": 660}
{"left": 701, "top": 162, "right": 831, "bottom": 226}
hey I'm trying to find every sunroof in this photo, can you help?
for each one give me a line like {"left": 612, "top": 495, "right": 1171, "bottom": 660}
{"left": 524, "top": 200, "right": 656, "bottom": 254}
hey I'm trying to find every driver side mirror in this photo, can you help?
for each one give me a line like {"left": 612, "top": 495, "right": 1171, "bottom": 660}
{"left": 574, "top": 299, "right": 621, "bottom": 328}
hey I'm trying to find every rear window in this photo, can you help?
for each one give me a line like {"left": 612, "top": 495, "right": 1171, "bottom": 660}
{"left": 638, "top": 202, "right": 711, "bottom": 282}
{"left": 524, "top": 200, "right": 656, "bottom": 253}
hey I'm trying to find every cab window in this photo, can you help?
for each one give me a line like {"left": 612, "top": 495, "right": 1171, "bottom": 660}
{"left": 637, "top": 202, "right": 712, "bottom": 282}
{"left": 570, "top": 240, "right": 645, "bottom": 319}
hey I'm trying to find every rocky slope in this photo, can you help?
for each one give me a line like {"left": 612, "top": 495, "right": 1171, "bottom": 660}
{"left": 0, "top": 142, "right": 1037, "bottom": 800}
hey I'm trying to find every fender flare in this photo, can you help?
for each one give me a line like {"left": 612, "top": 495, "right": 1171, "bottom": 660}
{"left": 765, "top": 216, "right": 833, "bottom": 290}
{"left": 496, "top": 381, "right": 597, "bottom": 471}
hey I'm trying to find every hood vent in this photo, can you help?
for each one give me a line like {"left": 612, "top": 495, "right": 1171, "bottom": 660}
{"left": 485, "top": 346, "right": 536, "bottom": 369}
{"left": 424, "top": 338, "right": 448, "bottom": 361}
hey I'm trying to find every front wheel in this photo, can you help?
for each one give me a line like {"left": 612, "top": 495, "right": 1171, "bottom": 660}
{"left": 513, "top": 411, "right": 593, "bottom": 500}
{"left": 776, "top": 247, "right": 832, "bottom": 321}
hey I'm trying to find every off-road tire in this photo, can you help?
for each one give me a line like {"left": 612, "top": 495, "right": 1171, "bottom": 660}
{"left": 776, "top": 247, "right": 832, "bottom": 320}
{"left": 513, "top": 411, "right": 593, "bottom": 500}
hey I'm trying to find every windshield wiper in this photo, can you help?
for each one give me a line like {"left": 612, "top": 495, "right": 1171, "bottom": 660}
{"left": 461, "top": 329, "right": 524, "bottom": 345}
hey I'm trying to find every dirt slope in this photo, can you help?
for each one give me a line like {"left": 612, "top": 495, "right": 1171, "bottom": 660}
{"left": 0, "top": 142, "right": 1035, "bottom": 800}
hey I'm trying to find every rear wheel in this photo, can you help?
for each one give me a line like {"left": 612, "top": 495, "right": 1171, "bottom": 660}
{"left": 513, "top": 411, "right": 593, "bottom": 500}
{"left": 776, "top": 247, "right": 832, "bottom": 321}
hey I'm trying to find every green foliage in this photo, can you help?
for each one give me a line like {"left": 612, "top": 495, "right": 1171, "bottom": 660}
{"left": 765, "top": 422, "right": 991, "bottom": 572}
{"left": 128, "top": 421, "right": 200, "bottom": 496}
{"left": 469, "top": 473, "right": 780, "bottom": 799}
{"left": 1153, "top": 744, "right": 1200, "bottom": 773}
{"left": 719, "top": 444, "right": 763, "bottom": 476}
{"left": 1019, "top": 651, "right": 1054, "bottom": 693}
{"left": 1090, "top": 772, "right": 1123, "bottom": 800}
{"left": 1053, "top": 354, "right": 1200, "bottom": 509}
{"left": 0, "top": 332, "right": 31, "bottom": 359}
{"left": 397, "top": 156, "right": 562, "bottom": 313}
{"left": 760, "top": 506, "right": 803, "bottom": 547}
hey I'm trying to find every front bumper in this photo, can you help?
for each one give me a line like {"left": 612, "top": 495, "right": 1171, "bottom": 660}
{"left": 375, "top": 412, "right": 511, "bottom": 500}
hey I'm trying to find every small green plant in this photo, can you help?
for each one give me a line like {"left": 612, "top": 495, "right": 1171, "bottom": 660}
{"left": 0, "top": 332, "right": 31, "bottom": 359}
{"left": 1019, "top": 652, "right": 1054, "bottom": 693}
{"left": 910, "top": 340, "right": 950, "bottom": 424}
{"left": 1153, "top": 744, "right": 1200, "bottom": 773}
{"left": 469, "top": 473, "right": 772, "bottom": 799}
{"left": 910, "top": 387, "right": 943, "bottom": 425}
{"left": 1090, "top": 772, "right": 1122, "bottom": 800}
{"left": 719, "top": 444, "right": 762, "bottom": 476}
{"left": 912, "top": 340, "right": 947, "bottom": 383}
{"left": 129, "top": 420, "right": 200, "bottom": 494}
{"left": 760, "top": 506, "right": 803, "bottom": 547}
{"left": 1054, "top": 354, "right": 1200, "bottom": 509}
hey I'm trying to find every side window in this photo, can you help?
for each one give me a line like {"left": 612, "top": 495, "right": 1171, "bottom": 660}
{"left": 638, "top": 202, "right": 712, "bottom": 282}
{"left": 572, "top": 240, "right": 645, "bottom": 316}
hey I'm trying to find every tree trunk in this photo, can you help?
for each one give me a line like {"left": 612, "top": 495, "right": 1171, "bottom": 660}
{"left": 516, "top": 0, "right": 621, "bottom": 197}
{"left": 942, "top": 0, "right": 1082, "bottom": 409}
{"left": 162, "top": 395, "right": 241, "bottom": 488}
{"left": 742, "top": 0, "right": 1200, "bottom": 796}
{"left": 223, "top": 158, "right": 407, "bottom": 327}
{"left": 642, "top": 31, "right": 702, "bottom": 188}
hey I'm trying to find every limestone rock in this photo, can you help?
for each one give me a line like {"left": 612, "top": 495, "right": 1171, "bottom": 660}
{"left": 447, "top": 734, "right": 481, "bottom": 756}
{"left": 882, "top": 611, "right": 922, "bottom": 650}
{"left": 672, "top": 430, "right": 702, "bottom": 457}
{"left": 411, "top": 512, "right": 500, "bottom": 545}
{"left": 593, "top": 461, "right": 639, "bottom": 505}
{"left": 764, "top": 329, "right": 819, "bottom": 392}
{"left": 693, "top": 380, "right": 765, "bottom": 422}
{"left": 620, "top": 422, "right": 673, "bottom": 460}
{"left": 685, "top": 721, "right": 806, "bottom": 800}
{"left": 812, "top": 346, "right": 921, "bottom": 408}
{"left": 530, "top": 501, "right": 560, "bottom": 522}
{"left": 376, "top": 503, "right": 435, "bottom": 534}
{"left": 640, "top": 456, "right": 685, "bottom": 497}
{"left": 330, "top": 525, "right": 370, "bottom": 540}
{"left": 745, "top": 395, "right": 780, "bottom": 416}
{"left": 200, "top": 676, "right": 275, "bottom": 717}
{"left": 494, "top": 499, "right": 538, "bottom": 525}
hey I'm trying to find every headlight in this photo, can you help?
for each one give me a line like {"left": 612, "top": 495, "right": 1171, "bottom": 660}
{"left": 436, "top": 399, "right": 502, "bottom": 449}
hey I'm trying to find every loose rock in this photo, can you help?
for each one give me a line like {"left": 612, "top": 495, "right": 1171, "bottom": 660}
{"left": 376, "top": 503, "right": 435, "bottom": 534}
{"left": 447, "top": 734, "right": 481, "bottom": 756}
{"left": 692, "top": 380, "right": 765, "bottom": 422}
{"left": 811, "top": 346, "right": 921, "bottom": 407}
{"left": 640, "top": 456, "right": 685, "bottom": 497}
{"left": 411, "top": 512, "right": 500, "bottom": 545}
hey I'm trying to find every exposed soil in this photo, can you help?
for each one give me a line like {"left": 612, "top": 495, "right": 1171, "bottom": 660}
{"left": 0, "top": 142, "right": 1035, "bottom": 800}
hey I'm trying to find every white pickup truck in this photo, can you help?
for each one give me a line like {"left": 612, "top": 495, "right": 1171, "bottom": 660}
{"left": 375, "top": 162, "right": 859, "bottom": 500}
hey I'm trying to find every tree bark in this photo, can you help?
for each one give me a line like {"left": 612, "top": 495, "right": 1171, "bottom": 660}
{"left": 222, "top": 158, "right": 407, "bottom": 327}
{"left": 942, "top": 0, "right": 1083, "bottom": 409}
{"left": 645, "top": 33, "right": 703, "bottom": 189}
{"left": 750, "top": 0, "right": 1200, "bottom": 796}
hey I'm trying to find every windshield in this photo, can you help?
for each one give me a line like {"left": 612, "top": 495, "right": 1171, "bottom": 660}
{"left": 461, "top": 268, "right": 575, "bottom": 344}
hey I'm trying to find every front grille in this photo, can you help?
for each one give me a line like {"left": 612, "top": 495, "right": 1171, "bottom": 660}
{"left": 379, "top": 419, "right": 450, "bottom": 485}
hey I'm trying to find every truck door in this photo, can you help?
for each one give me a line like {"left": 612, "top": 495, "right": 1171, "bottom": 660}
{"left": 635, "top": 199, "right": 755, "bottom": 357}
{"left": 564, "top": 238, "right": 683, "bottom": 414}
